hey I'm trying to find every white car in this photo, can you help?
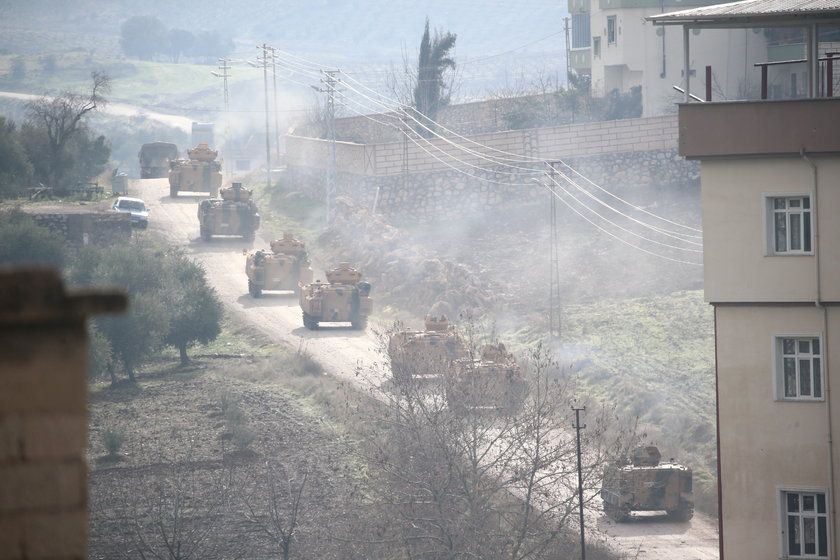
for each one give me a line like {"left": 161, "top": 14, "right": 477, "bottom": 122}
{"left": 112, "top": 196, "right": 149, "bottom": 228}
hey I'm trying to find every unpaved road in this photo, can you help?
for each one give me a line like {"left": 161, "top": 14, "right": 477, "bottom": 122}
{"left": 135, "top": 177, "right": 720, "bottom": 560}
{"left": 0, "top": 90, "right": 194, "bottom": 131}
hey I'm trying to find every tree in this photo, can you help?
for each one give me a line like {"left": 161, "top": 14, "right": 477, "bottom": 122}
{"left": 120, "top": 16, "right": 168, "bottom": 60}
{"left": 413, "top": 18, "right": 457, "bottom": 128}
{"left": 26, "top": 72, "right": 110, "bottom": 189}
{"left": 0, "top": 117, "right": 33, "bottom": 197}
{"left": 0, "top": 208, "right": 63, "bottom": 268}
{"left": 164, "top": 253, "right": 223, "bottom": 365}
{"left": 191, "top": 31, "right": 234, "bottom": 62}
{"left": 167, "top": 29, "right": 195, "bottom": 63}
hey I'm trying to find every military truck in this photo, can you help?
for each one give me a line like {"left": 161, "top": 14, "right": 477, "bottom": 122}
{"left": 245, "top": 232, "right": 313, "bottom": 297}
{"left": 601, "top": 446, "right": 694, "bottom": 522}
{"left": 445, "top": 343, "right": 526, "bottom": 414}
{"left": 299, "top": 263, "right": 372, "bottom": 330}
{"left": 139, "top": 142, "right": 178, "bottom": 179}
{"left": 197, "top": 183, "right": 260, "bottom": 241}
{"left": 168, "top": 143, "right": 223, "bottom": 197}
{"left": 388, "top": 315, "right": 468, "bottom": 385}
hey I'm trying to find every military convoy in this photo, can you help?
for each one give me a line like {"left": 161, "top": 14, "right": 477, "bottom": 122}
{"left": 197, "top": 182, "right": 260, "bottom": 241}
{"left": 245, "top": 233, "right": 313, "bottom": 297}
{"left": 169, "top": 143, "right": 223, "bottom": 198}
{"left": 299, "top": 263, "right": 372, "bottom": 330}
{"left": 139, "top": 142, "right": 178, "bottom": 178}
{"left": 444, "top": 343, "right": 526, "bottom": 414}
{"left": 601, "top": 446, "right": 694, "bottom": 522}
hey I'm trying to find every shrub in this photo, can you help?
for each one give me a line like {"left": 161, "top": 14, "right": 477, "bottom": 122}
{"left": 103, "top": 428, "right": 126, "bottom": 457}
{"left": 288, "top": 345, "right": 322, "bottom": 377}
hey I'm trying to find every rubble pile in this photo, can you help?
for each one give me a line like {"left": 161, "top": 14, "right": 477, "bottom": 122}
{"left": 319, "top": 197, "right": 493, "bottom": 318}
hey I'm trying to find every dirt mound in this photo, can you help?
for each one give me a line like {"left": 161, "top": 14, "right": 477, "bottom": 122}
{"left": 318, "top": 197, "right": 493, "bottom": 318}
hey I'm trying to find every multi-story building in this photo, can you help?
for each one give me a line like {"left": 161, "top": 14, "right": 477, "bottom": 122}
{"left": 651, "top": 2, "right": 840, "bottom": 558}
{"left": 569, "top": 0, "right": 769, "bottom": 116}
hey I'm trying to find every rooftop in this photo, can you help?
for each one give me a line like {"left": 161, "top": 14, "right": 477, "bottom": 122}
{"left": 649, "top": 0, "right": 840, "bottom": 24}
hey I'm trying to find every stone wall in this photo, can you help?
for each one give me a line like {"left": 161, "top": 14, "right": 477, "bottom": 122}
{"left": 27, "top": 212, "right": 133, "bottom": 245}
{"left": 0, "top": 269, "right": 125, "bottom": 560}
{"left": 285, "top": 113, "right": 696, "bottom": 221}
{"left": 287, "top": 148, "right": 698, "bottom": 222}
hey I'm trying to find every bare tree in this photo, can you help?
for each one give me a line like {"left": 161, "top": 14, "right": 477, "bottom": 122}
{"left": 26, "top": 71, "right": 110, "bottom": 188}
{"left": 239, "top": 460, "right": 308, "bottom": 560}
{"left": 352, "top": 324, "right": 634, "bottom": 560}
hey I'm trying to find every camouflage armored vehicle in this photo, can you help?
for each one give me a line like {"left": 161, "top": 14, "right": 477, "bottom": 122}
{"left": 168, "top": 143, "right": 223, "bottom": 197}
{"left": 601, "top": 446, "right": 694, "bottom": 522}
{"left": 388, "top": 315, "right": 468, "bottom": 385}
{"left": 139, "top": 142, "right": 178, "bottom": 178}
{"left": 445, "top": 343, "right": 526, "bottom": 414}
{"left": 245, "top": 232, "right": 313, "bottom": 297}
{"left": 299, "top": 263, "right": 372, "bottom": 330}
{"left": 197, "top": 183, "right": 260, "bottom": 242}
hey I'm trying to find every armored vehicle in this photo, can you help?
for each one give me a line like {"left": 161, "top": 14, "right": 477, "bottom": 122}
{"left": 445, "top": 343, "right": 525, "bottom": 414}
{"left": 299, "top": 263, "right": 372, "bottom": 330}
{"left": 139, "top": 142, "right": 178, "bottom": 179}
{"left": 245, "top": 232, "right": 313, "bottom": 297}
{"left": 197, "top": 183, "right": 260, "bottom": 241}
{"left": 168, "top": 143, "right": 223, "bottom": 197}
{"left": 601, "top": 446, "right": 694, "bottom": 522}
{"left": 388, "top": 315, "right": 468, "bottom": 385}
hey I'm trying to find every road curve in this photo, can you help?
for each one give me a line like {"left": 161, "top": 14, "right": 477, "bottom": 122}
{"left": 136, "top": 177, "right": 720, "bottom": 560}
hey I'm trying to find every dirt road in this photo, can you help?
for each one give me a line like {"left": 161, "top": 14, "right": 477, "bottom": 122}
{"left": 136, "top": 177, "right": 720, "bottom": 560}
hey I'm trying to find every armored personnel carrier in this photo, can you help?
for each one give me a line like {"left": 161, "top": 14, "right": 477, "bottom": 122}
{"left": 139, "top": 142, "right": 178, "bottom": 179}
{"left": 197, "top": 183, "right": 260, "bottom": 241}
{"left": 299, "top": 263, "right": 372, "bottom": 330}
{"left": 445, "top": 343, "right": 525, "bottom": 414}
{"left": 601, "top": 446, "right": 694, "bottom": 522}
{"left": 388, "top": 315, "right": 468, "bottom": 386}
{"left": 168, "top": 143, "right": 222, "bottom": 197}
{"left": 245, "top": 232, "right": 313, "bottom": 297}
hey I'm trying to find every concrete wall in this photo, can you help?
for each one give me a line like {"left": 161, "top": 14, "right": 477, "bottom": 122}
{"left": 701, "top": 156, "right": 840, "bottom": 303}
{"left": 0, "top": 269, "right": 124, "bottom": 560}
{"left": 716, "top": 304, "right": 839, "bottom": 559}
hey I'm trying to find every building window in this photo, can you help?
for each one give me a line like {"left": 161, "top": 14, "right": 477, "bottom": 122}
{"left": 571, "top": 13, "right": 591, "bottom": 49}
{"left": 782, "top": 490, "right": 829, "bottom": 558}
{"left": 776, "top": 336, "right": 822, "bottom": 400}
{"left": 768, "top": 196, "right": 812, "bottom": 254}
{"left": 607, "top": 16, "right": 617, "bottom": 44}
{"left": 593, "top": 36, "right": 601, "bottom": 58}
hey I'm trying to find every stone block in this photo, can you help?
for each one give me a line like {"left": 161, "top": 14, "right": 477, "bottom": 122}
{"left": 0, "top": 462, "right": 85, "bottom": 512}
{"left": 22, "top": 415, "right": 86, "bottom": 461}
{"left": 23, "top": 511, "right": 86, "bottom": 559}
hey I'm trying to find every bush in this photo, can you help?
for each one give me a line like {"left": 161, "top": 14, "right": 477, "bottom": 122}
{"left": 288, "top": 345, "right": 322, "bottom": 376}
{"left": 103, "top": 428, "right": 126, "bottom": 457}
{"left": 0, "top": 209, "right": 63, "bottom": 267}
{"left": 88, "top": 324, "right": 113, "bottom": 381}
{"left": 231, "top": 423, "right": 256, "bottom": 452}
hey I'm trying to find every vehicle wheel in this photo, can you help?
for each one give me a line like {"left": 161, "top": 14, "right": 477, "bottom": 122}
{"left": 604, "top": 503, "right": 630, "bottom": 522}
{"left": 303, "top": 312, "right": 318, "bottom": 330}
{"left": 667, "top": 507, "right": 694, "bottom": 522}
{"left": 350, "top": 314, "right": 368, "bottom": 330}
{"left": 200, "top": 227, "right": 212, "bottom": 242}
{"left": 170, "top": 188, "right": 178, "bottom": 198}
{"left": 243, "top": 231, "right": 256, "bottom": 242}
{"left": 248, "top": 280, "right": 262, "bottom": 298}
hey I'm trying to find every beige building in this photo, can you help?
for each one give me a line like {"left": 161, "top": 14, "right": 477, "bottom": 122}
{"left": 652, "top": 1, "right": 840, "bottom": 558}
{"left": 570, "top": 0, "right": 769, "bottom": 116}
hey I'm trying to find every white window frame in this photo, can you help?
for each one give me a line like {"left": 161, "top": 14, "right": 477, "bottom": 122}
{"left": 764, "top": 193, "right": 814, "bottom": 256}
{"left": 607, "top": 16, "right": 617, "bottom": 45}
{"left": 773, "top": 334, "right": 824, "bottom": 402}
{"left": 779, "top": 487, "right": 830, "bottom": 559}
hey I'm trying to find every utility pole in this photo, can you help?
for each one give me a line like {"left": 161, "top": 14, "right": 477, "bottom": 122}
{"left": 572, "top": 405, "right": 587, "bottom": 560}
{"left": 564, "top": 16, "right": 572, "bottom": 86}
{"left": 313, "top": 70, "right": 339, "bottom": 225}
{"left": 267, "top": 46, "right": 281, "bottom": 162}
{"left": 258, "top": 44, "right": 272, "bottom": 189}
{"left": 546, "top": 161, "right": 562, "bottom": 340}
{"left": 211, "top": 58, "right": 231, "bottom": 171}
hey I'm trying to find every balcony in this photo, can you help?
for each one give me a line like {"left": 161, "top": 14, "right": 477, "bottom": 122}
{"left": 678, "top": 97, "right": 840, "bottom": 158}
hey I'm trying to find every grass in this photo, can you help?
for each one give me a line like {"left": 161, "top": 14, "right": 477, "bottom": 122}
{"left": 0, "top": 52, "right": 261, "bottom": 108}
